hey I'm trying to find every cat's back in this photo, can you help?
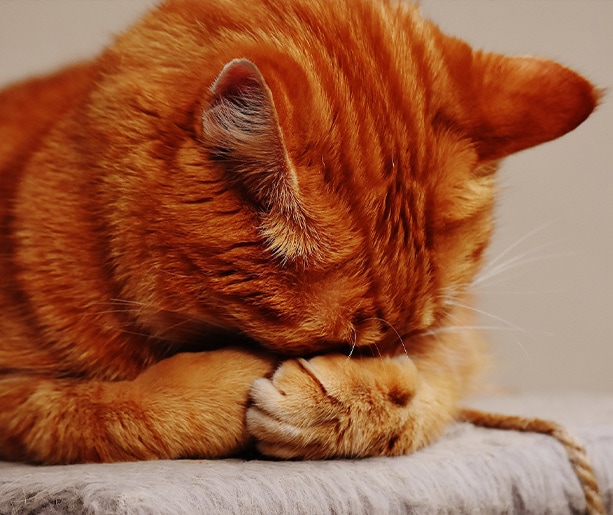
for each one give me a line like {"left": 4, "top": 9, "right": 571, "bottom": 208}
{"left": 0, "top": 63, "right": 96, "bottom": 178}
{"left": 0, "top": 64, "right": 98, "bottom": 357}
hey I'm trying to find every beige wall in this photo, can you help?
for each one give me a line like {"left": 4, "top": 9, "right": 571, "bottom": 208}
{"left": 420, "top": 1, "right": 612, "bottom": 393}
{"left": 1, "top": 1, "right": 611, "bottom": 392}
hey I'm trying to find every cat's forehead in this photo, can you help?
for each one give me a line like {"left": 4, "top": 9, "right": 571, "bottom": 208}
{"left": 238, "top": 3, "right": 440, "bottom": 163}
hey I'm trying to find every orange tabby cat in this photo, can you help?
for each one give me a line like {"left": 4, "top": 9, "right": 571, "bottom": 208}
{"left": 0, "top": 0, "right": 597, "bottom": 464}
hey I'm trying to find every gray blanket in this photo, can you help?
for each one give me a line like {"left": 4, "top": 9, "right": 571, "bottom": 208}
{"left": 1, "top": 394, "right": 611, "bottom": 514}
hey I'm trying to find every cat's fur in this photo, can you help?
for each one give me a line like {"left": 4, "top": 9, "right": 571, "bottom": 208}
{"left": 0, "top": 0, "right": 597, "bottom": 464}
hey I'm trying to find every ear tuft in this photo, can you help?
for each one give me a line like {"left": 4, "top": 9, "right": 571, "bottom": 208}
{"left": 201, "top": 59, "right": 325, "bottom": 265}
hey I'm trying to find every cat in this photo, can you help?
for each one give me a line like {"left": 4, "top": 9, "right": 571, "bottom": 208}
{"left": 0, "top": 0, "right": 597, "bottom": 464}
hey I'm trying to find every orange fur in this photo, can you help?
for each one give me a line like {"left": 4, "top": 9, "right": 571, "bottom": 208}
{"left": 0, "top": 0, "right": 597, "bottom": 463}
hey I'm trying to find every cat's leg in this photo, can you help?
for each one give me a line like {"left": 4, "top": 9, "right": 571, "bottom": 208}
{"left": 247, "top": 353, "right": 462, "bottom": 459}
{"left": 0, "top": 348, "right": 274, "bottom": 463}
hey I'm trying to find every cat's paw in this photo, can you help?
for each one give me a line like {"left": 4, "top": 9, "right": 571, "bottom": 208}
{"left": 247, "top": 354, "right": 423, "bottom": 459}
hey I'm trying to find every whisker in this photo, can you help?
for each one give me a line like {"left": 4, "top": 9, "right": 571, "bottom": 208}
{"left": 108, "top": 298, "right": 147, "bottom": 306}
{"left": 425, "top": 324, "right": 538, "bottom": 335}
{"left": 155, "top": 318, "right": 200, "bottom": 339}
{"left": 455, "top": 290, "right": 553, "bottom": 340}
{"left": 422, "top": 324, "right": 536, "bottom": 361}
{"left": 447, "top": 299, "right": 551, "bottom": 355}
{"left": 431, "top": 223, "right": 569, "bottom": 368}
{"left": 364, "top": 317, "right": 408, "bottom": 357}
{"left": 470, "top": 287, "right": 572, "bottom": 296}
{"left": 116, "top": 328, "right": 156, "bottom": 339}
{"left": 84, "top": 309, "right": 144, "bottom": 317}
{"left": 481, "top": 220, "right": 556, "bottom": 274}
{"left": 345, "top": 326, "right": 358, "bottom": 361}
{"left": 161, "top": 270, "right": 189, "bottom": 278}
{"left": 372, "top": 342, "right": 382, "bottom": 358}
{"left": 477, "top": 246, "right": 572, "bottom": 286}
{"left": 445, "top": 300, "right": 534, "bottom": 336}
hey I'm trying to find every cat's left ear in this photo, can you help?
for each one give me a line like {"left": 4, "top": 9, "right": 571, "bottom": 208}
{"left": 201, "top": 58, "right": 323, "bottom": 264}
{"left": 451, "top": 48, "right": 599, "bottom": 161}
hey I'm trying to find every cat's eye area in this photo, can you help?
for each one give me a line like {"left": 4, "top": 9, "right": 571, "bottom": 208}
{"left": 348, "top": 311, "right": 392, "bottom": 350}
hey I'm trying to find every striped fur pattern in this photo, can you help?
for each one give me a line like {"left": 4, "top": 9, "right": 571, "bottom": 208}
{"left": 0, "top": 0, "right": 596, "bottom": 463}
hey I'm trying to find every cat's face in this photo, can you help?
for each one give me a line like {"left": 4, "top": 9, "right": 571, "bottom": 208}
{"left": 89, "top": 0, "right": 596, "bottom": 355}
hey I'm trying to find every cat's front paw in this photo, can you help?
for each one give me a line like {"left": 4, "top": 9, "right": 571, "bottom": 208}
{"left": 247, "top": 354, "right": 422, "bottom": 459}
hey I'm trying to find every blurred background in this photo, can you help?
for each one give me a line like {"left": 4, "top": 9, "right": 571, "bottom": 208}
{"left": 0, "top": 1, "right": 611, "bottom": 392}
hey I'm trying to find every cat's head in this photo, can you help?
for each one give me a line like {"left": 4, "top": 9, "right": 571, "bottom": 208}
{"left": 90, "top": 0, "right": 597, "bottom": 355}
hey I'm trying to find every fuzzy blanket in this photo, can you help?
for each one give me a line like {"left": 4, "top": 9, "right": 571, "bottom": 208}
{"left": 1, "top": 394, "right": 611, "bottom": 514}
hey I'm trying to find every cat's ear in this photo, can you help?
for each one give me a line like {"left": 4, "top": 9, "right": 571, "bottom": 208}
{"left": 452, "top": 49, "right": 598, "bottom": 161}
{"left": 201, "top": 58, "right": 323, "bottom": 264}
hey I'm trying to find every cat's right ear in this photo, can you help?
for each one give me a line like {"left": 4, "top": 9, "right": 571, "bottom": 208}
{"left": 466, "top": 52, "right": 599, "bottom": 161}
{"left": 439, "top": 36, "right": 598, "bottom": 161}
{"left": 201, "top": 59, "right": 325, "bottom": 264}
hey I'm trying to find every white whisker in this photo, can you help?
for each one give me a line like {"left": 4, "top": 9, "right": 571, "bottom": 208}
{"left": 86, "top": 309, "right": 144, "bottom": 317}
{"left": 161, "top": 270, "right": 189, "bottom": 278}
{"left": 364, "top": 317, "right": 408, "bottom": 357}
{"left": 446, "top": 300, "right": 534, "bottom": 336}
{"left": 108, "top": 298, "right": 147, "bottom": 306}
{"left": 477, "top": 246, "right": 572, "bottom": 286}
{"left": 345, "top": 326, "right": 358, "bottom": 361}
{"left": 481, "top": 220, "right": 555, "bottom": 274}
{"left": 422, "top": 324, "right": 536, "bottom": 361}
{"left": 424, "top": 325, "right": 536, "bottom": 335}
{"left": 471, "top": 287, "right": 572, "bottom": 296}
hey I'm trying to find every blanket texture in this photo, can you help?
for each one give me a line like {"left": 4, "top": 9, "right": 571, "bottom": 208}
{"left": 1, "top": 394, "right": 612, "bottom": 514}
